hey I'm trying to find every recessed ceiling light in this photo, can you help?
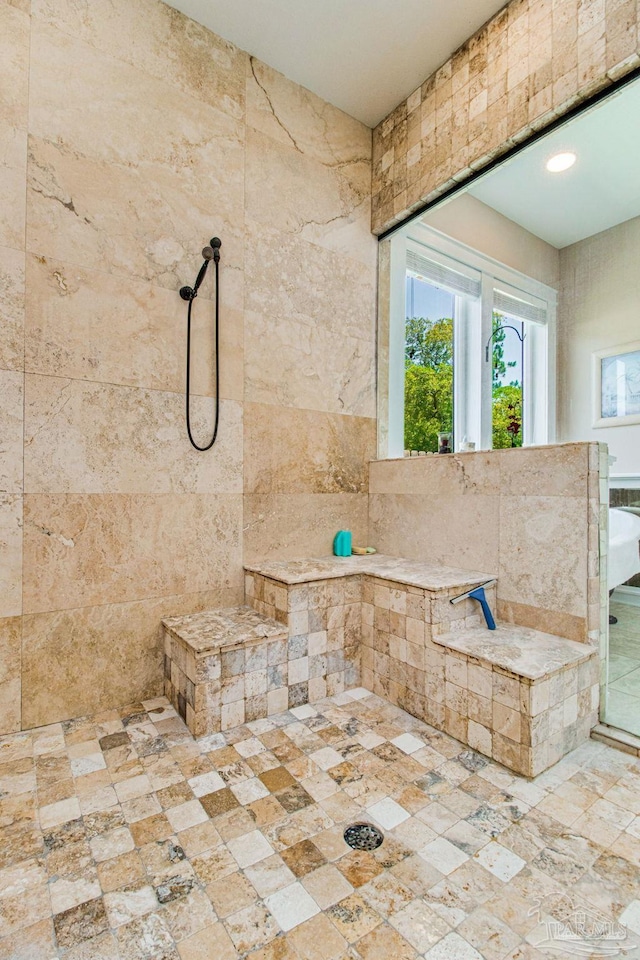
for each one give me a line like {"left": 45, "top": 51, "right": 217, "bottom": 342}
{"left": 546, "top": 151, "right": 577, "bottom": 173}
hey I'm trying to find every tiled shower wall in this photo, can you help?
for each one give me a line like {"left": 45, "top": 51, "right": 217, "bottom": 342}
{"left": 0, "top": 0, "right": 376, "bottom": 731}
{"left": 371, "top": 0, "right": 640, "bottom": 234}
{"left": 368, "top": 443, "right": 604, "bottom": 644}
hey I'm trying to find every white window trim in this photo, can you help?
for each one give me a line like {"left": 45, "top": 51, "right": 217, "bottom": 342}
{"left": 386, "top": 224, "right": 557, "bottom": 456}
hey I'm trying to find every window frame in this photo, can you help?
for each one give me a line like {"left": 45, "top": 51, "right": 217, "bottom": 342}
{"left": 381, "top": 223, "right": 557, "bottom": 457}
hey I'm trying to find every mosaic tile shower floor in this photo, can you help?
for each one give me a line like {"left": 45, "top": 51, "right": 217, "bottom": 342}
{"left": 1, "top": 690, "right": 640, "bottom": 960}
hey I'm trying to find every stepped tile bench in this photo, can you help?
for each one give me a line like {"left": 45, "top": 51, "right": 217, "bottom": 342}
{"left": 433, "top": 625, "right": 598, "bottom": 777}
{"left": 163, "top": 555, "right": 599, "bottom": 776}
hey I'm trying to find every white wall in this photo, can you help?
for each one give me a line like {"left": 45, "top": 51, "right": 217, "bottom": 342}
{"left": 558, "top": 215, "right": 640, "bottom": 475}
{"left": 423, "top": 194, "right": 560, "bottom": 288}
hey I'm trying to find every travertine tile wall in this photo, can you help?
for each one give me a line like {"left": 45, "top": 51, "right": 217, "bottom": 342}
{"left": 0, "top": 0, "right": 376, "bottom": 732}
{"left": 369, "top": 442, "right": 603, "bottom": 644}
{"left": 371, "top": 0, "right": 640, "bottom": 234}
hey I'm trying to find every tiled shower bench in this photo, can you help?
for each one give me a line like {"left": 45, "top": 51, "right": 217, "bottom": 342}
{"left": 163, "top": 554, "right": 599, "bottom": 776}
{"left": 162, "top": 607, "right": 288, "bottom": 737}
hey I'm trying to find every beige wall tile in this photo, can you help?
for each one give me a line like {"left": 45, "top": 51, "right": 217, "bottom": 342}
{"left": 244, "top": 304, "right": 375, "bottom": 418}
{"left": 246, "top": 56, "right": 371, "bottom": 167}
{"left": 24, "top": 375, "right": 242, "bottom": 495}
{"left": 244, "top": 219, "right": 376, "bottom": 346}
{"left": 244, "top": 402, "right": 375, "bottom": 495}
{"left": 0, "top": 246, "right": 25, "bottom": 372}
{"left": 368, "top": 492, "right": 500, "bottom": 574}
{"left": 0, "top": 678, "right": 21, "bottom": 735}
{"left": 497, "top": 598, "right": 587, "bottom": 643}
{"left": 21, "top": 589, "right": 238, "bottom": 728}
{"left": 24, "top": 254, "right": 243, "bottom": 400}
{"left": 3, "top": 0, "right": 378, "bottom": 729}
{"left": 498, "top": 494, "right": 588, "bottom": 616}
{"left": 245, "top": 127, "right": 374, "bottom": 268}
{"left": 0, "top": 370, "right": 23, "bottom": 493}
{"left": 0, "top": 124, "right": 27, "bottom": 251}
{"left": 33, "top": 0, "right": 247, "bottom": 120}
{"left": 26, "top": 131, "right": 244, "bottom": 291}
{"left": 243, "top": 494, "right": 368, "bottom": 563}
{"left": 0, "top": 617, "right": 21, "bottom": 684}
{"left": 0, "top": 1, "right": 30, "bottom": 129}
{"left": 0, "top": 495, "right": 22, "bottom": 618}
{"left": 368, "top": 443, "right": 596, "bottom": 638}
{"left": 23, "top": 493, "right": 243, "bottom": 613}
{"left": 497, "top": 444, "right": 590, "bottom": 497}
{"left": 29, "top": 23, "right": 244, "bottom": 176}
{"left": 369, "top": 452, "right": 502, "bottom": 496}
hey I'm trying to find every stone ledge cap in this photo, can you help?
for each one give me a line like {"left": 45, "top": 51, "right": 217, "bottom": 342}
{"left": 162, "top": 605, "right": 287, "bottom": 655}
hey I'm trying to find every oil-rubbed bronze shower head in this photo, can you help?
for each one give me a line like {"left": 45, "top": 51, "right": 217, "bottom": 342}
{"left": 178, "top": 236, "right": 223, "bottom": 451}
{"left": 180, "top": 238, "right": 222, "bottom": 300}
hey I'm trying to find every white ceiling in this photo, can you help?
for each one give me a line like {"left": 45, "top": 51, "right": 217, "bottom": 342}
{"left": 469, "top": 78, "right": 640, "bottom": 248}
{"left": 165, "top": 0, "right": 508, "bottom": 127}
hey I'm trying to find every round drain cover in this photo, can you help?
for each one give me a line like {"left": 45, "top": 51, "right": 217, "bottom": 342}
{"left": 344, "top": 822, "right": 384, "bottom": 851}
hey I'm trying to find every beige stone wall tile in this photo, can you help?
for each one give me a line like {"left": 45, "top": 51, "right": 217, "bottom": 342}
{"left": 26, "top": 123, "right": 244, "bottom": 291}
{"left": 246, "top": 56, "right": 371, "bottom": 167}
{"left": 497, "top": 443, "right": 589, "bottom": 497}
{"left": 21, "top": 588, "right": 238, "bottom": 728}
{"left": 0, "top": 678, "right": 20, "bottom": 735}
{"left": 497, "top": 598, "right": 587, "bottom": 642}
{"left": 30, "top": 23, "right": 243, "bottom": 174}
{"left": 0, "top": 370, "right": 23, "bottom": 493}
{"left": 0, "top": 0, "right": 30, "bottom": 130}
{"left": 244, "top": 402, "right": 375, "bottom": 495}
{"left": 245, "top": 127, "right": 374, "bottom": 269}
{"left": 368, "top": 493, "right": 500, "bottom": 574}
{"left": 32, "top": 0, "right": 247, "bottom": 121}
{"left": 0, "top": 616, "right": 21, "bottom": 685}
{"left": 0, "top": 124, "right": 27, "bottom": 250}
{"left": 498, "top": 495, "right": 587, "bottom": 616}
{"left": 245, "top": 220, "right": 376, "bottom": 346}
{"left": 27, "top": 126, "right": 244, "bottom": 290}
{"left": 24, "top": 254, "right": 243, "bottom": 400}
{"left": 244, "top": 302, "right": 375, "bottom": 418}
{"left": 243, "top": 494, "right": 368, "bottom": 564}
{"left": 244, "top": 218, "right": 375, "bottom": 417}
{"left": 24, "top": 375, "right": 242, "bottom": 495}
{"left": 23, "top": 493, "right": 243, "bottom": 613}
{"left": 0, "top": 495, "right": 22, "bottom": 618}
{"left": 369, "top": 452, "right": 501, "bottom": 496}
{"left": 0, "top": 246, "right": 25, "bottom": 372}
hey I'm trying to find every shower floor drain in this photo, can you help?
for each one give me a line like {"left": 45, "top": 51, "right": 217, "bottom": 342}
{"left": 344, "top": 822, "right": 384, "bottom": 851}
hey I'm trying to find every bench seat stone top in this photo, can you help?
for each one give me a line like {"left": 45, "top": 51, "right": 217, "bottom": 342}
{"left": 162, "top": 605, "right": 287, "bottom": 655}
{"left": 434, "top": 623, "right": 595, "bottom": 681}
{"left": 244, "top": 554, "right": 496, "bottom": 592}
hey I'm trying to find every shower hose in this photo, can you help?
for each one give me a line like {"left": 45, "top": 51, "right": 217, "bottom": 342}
{"left": 185, "top": 253, "right": 220, "bottom": 451}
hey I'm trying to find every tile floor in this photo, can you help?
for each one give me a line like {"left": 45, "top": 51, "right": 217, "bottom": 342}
{"left": 1, "top": 690, "right": 640, "bottom": 959}
{"left": 607, "top": 598, "right": 640, "bottom": 737}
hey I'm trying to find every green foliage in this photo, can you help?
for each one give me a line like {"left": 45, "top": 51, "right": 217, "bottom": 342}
{"left": 405, "top": 316, "right": 453, "bottom": 369}
{"left": 492, "top": 384, "right": 523, "bottom": 448}
{"left": 404, "top": 316, "right": 453, "bottom": 452}
{"left": 405, "top": 364, "right": 453, "bottom": 452}
{"left": 404, "top": 312, "right": 524, "bottom": 452}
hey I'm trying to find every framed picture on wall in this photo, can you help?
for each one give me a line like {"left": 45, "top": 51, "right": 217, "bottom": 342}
{"left": 593, "top": 340, "right": 640, "bottom": 428}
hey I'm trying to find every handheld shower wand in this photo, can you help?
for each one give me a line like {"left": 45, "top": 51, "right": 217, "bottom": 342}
{"left": 180, "top": 237, "right": 221, "bottom": 301}
{"left": 179, "top": 237, "right": 222, "bottom": 451}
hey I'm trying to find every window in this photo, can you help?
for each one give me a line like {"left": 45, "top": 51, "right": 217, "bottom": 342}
{"left": 381, "top": 225, "right": 556, "bottom": 457}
